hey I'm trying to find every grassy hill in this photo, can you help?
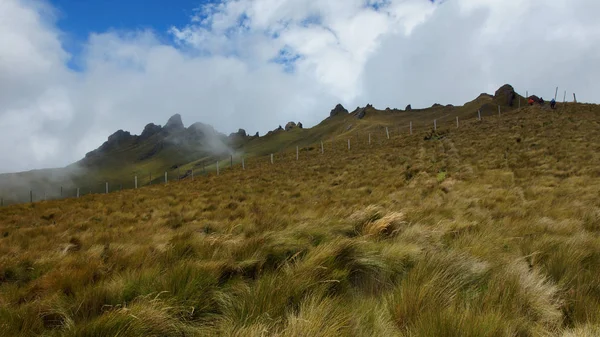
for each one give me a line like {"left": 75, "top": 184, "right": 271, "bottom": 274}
{"left": 0, "top": 85, "right": 524, "bottom": 205}
{"left": 1, "top": 102, "right": 600, "bottom": 336}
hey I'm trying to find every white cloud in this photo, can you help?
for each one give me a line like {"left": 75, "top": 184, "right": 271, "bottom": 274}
{"left": 0, "top": 0, "right": 599, "bottom": 173}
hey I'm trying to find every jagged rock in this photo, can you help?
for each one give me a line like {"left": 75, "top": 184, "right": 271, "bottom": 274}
{"left": 297, "top": 122, "right": 303, "bottom": 129}
{"left": 385, "top": 107, "right": 391, "bottom": 111}
{"left": 446, "top": 104, "right": 454, "bottom": 107}
{"left": 405, "top": 104, "right": 412, "bottom": 111}
{"left": 140, "top": 123, "right": 162, "bottom": 140}
{"left": 495, "top": 84, "right": 516, "bottom": 107}
{"left": 432, "top": 103, "right": 443, "bottom": 108}
{"left": 254, "top": 132, "right": 259, "bottom": 137}
{"left": 229, "top": 128, "right": 247, "bottom": 138}
{"left": 164, "top": 114, "right": 185, "bottom": 132}
{"left": 285, "top": 122, "right": 297, "bottom": 131}
{"left": 330, "top": 104, "right": 349, "bottom": 117}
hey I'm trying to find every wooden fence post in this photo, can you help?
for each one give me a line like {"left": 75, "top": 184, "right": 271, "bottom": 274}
{"left": 526, "top": 90, "right": 528, "bottom": 98}
{"left": 271, "top": 153, "right": 274, "bottom": 164}
{"left": 555, "top": 87, "right": 558, "bottom": 100}
{"left": 498, "top": 105, "right": 501, "bottom": 116}
{"left": 434, "top": 119, "right": 437, "bottom": 131}
{"left": 563, "top": 90, "right": 566, "bottom": 104}
{"left": 60, "top": 186, "right": 63, "bottom": 197}
{"left": 348, "top": 139, "right": 350, "bottom": 150}
{"left": 165, "top": 172, "right": 167, "bottom": 184}
{"left": 386, "top": 127, "right": 390, "bottom": 139}
{"left": 321, "top": 141, "right": 324, "bottom": 154}
{"left": 134, "top": 176, "right": 138, "bottom": 189}
{"left": 456, "top": 116, "right": 459, "bottom": 128}
{"left": 105, "top": 182, "right": 108, "bottom": 194}
{"left": 478, "top": 109, "right": 481, "bottom": 120}
{"left": 573, "top": 93, "right": 577, "bottom": 103}
{"left": 242, "top": 157, "right": 245, "bottom": 170}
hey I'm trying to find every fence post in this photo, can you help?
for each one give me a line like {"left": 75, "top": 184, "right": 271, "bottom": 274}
{"left": 30, "top": 190, "right": 33, "bottom": 203}
{"left": 165, "top": 172, "right": 167, "bottom": 184}
{"left": 573, "top": 93, "right": 577, "bottom": 103}
{"left": 296, "top": 146, "right": 299, "bottom": 160}
{"left": 526, "top": 90, "right": 528, "bottom": 98}
{"left": 456, "top": 116, "right": 459, "bottom": 128}
{"left": 105, "top": 182, "right": 108, "bottom": 194}
{"left": 563, "top": 90, "right": 566, "bottom": 104}
{"left": 321, "top": 141, "right": 324, "bottom": 154}
{"left": 77, "top": 188, "right": 80, "bottom": 198}
{"left": 434, "top": 119, "right": 437, "bottom": 131}
{"left": 518, "top": 97, "right": 521, "bottom": 109}
{"left": 217, "top": 162, "right": 220, "bottom": 175}
{"left": 555, "top": 87, "right": 558, "bottom": 100}
{"left": 368, "top": 133, "right": 371, "bottom": 144}
{"left": 135, "top": 176, "right": 138, "bottom": 189}
{"left": 60, "top": 186, "right": 63, "bottom": 197}
{"left": 498, "top": 105, "right": 501, "bottom": 116}
{"left": 478, "top": 110, "right": 481, "bottom": 120}
{"left": 271, "top": 153, "right": 274, "bottom": 164}
{"left": 242, "top": 157, "right": 245, "bottom": 170}
{"left": 386, "top": 127, "right": 390, "bottom": 139}
{"left": 230, "top": 155, "right": 233, "bottom": 168}
{"left": 348, "top": 139, "right": 350, "bottom": 150}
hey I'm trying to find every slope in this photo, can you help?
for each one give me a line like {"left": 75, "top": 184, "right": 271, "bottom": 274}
{"left": 1, "top": 102, "right": 600, "bottom": 335}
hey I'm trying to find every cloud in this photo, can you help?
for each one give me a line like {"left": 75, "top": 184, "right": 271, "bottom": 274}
{"left": 0, "top": 0, "right": 599, "bottom": 173}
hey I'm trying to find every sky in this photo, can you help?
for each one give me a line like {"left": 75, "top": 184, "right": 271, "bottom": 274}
{"left": 1, "top": 0, "right": 599, "bottom": 173}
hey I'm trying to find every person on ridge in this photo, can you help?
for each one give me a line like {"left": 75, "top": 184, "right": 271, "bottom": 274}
{"left": 550, "top": 98, "right": 556, "bottom": 109}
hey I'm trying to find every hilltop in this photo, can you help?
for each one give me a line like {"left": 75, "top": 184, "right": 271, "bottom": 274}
{"left": 0, "top": 84, "right": 526, "bottom": 205}
{"left": 1, "top": 100, "right": 600, "bottom": 335}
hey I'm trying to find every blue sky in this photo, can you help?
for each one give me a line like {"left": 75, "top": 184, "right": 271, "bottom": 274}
{"left": 50, "top": 0, "right": 209, "bottom": 67}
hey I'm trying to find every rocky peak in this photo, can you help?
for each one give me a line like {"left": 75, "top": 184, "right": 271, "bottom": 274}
{"left": 330, "top": 104, "right": 349, "bottom": 117}
{"left": 228, "top": 128, "right": 247, "bottom": 138}
{"left": 285, "top": 122, "right": 297, "bottom": 131}
{"left": 140, "top": 123, "right": 162, "bottom": 140}
{"left": 164, "top": 114, "right": 185, "bottom": 131}
{"left": 405, "top": 104, "right": 412, "bottom": 111}
{"left": 494, "top": 84, "right": 517, "bottom": 107}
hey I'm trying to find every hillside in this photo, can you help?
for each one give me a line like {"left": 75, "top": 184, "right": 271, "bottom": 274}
{"left": 0, "top": 84, "right": 524, "bottom": 205}
{"left": 1, "top": 102, "right": 600, "bottom": 335}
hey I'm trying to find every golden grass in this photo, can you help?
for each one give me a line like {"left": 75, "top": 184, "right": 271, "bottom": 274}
{"left": 1, "top": 104, "right": 600, "bottom": 336}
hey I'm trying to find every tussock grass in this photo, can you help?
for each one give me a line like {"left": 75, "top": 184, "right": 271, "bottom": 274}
{"left": 2, "top": 105, "right": 600, "bottom": 335}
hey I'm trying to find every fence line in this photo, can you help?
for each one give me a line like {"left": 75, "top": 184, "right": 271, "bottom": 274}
{"left": 0, "top": 101, "right": 571, "bottom": 206}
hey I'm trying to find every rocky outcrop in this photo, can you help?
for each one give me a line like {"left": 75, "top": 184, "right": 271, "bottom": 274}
{"left": 297, "top": 122, "right": 303, "bottom": 129}
{"left": 228, "top": 128, "right": 247, "bottom": 138}
{"left": 285, "top": 122, "right": 297, "bottom": 131}
{"left": 495, "top": 84, "right": 517, "bottom": 107}
{"left": 405, "top": 104, "right": 412, "bottom": 111}
{"left": 164, "top": 114, "right": 185, "bottom": 132}
{"left": 140, "top": 123, "right": 162, "bottom": 140}
{"left": 330, "top": 104, "right": 349, "bottom": 117}
{"left": 432, "top": 103, "right": 443, "bottom": 108}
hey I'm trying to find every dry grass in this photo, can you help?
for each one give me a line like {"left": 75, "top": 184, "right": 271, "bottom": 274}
{"left": 1, "top": 104, "right": 600, "bottom": 336}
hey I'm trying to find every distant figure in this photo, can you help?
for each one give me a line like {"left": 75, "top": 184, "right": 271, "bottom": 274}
{"left": 550, "top": 98, "right": 556, "bottom": 109}
{"left": 539, "top": 97, "right": 545, "bottom": 105}
{"left": 528, "top": 98, "right": 535, "bottom": 106}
